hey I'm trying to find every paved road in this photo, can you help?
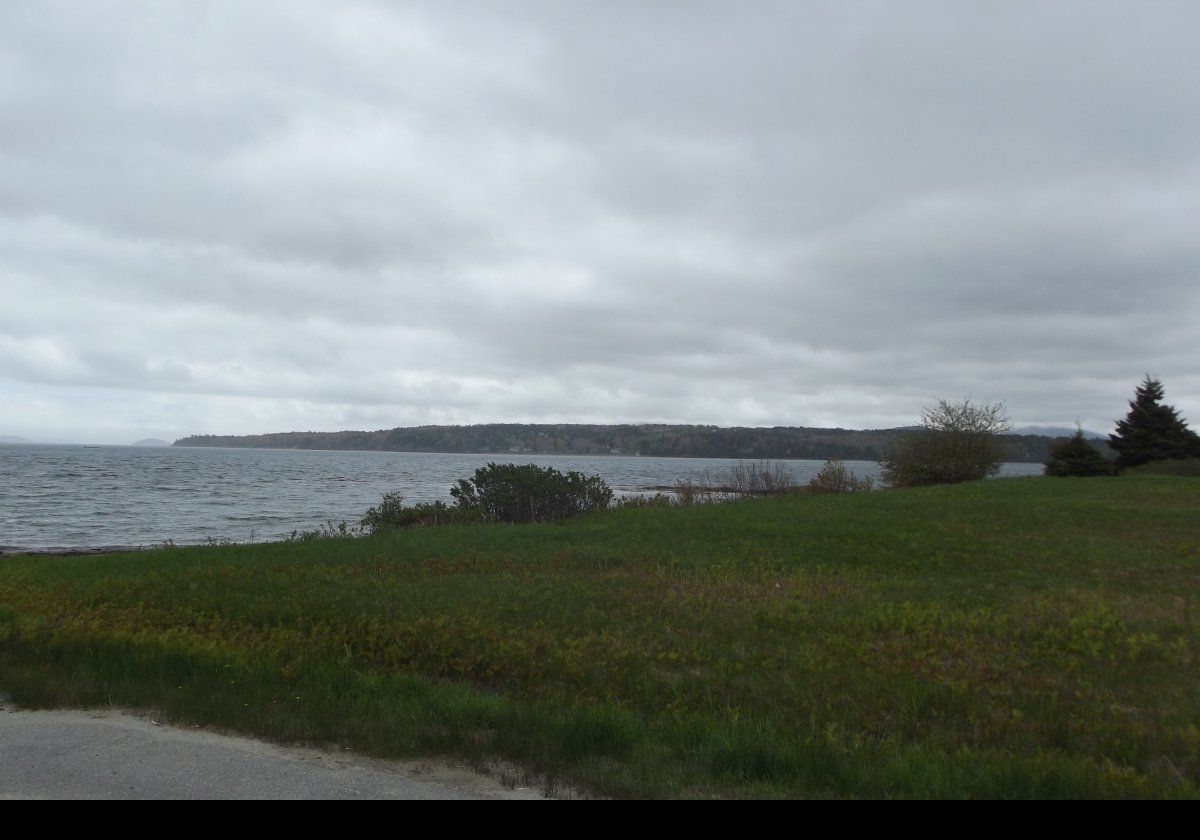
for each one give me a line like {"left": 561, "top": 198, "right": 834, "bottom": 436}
{"left": 0, "top": 706, "right": 545, "bottom": 799}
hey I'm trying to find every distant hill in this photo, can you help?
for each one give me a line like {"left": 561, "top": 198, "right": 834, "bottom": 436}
{"left": 0, "top": 435, "right": 34, "bottom": 444}
{"left": 175, "top": 423, "right": 1079, "bottom": 463}
{"left": 1016, "top": 426, "right": 1107, "bottom": 440}
{"left": 130, "top": 438, "right": 170, "bottom": 447}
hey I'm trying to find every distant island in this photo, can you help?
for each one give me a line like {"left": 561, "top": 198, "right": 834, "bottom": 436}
{"left": 0, "top": 435, "right": 34, "bottom": 444}
{"left": 130, "top": 438, "right": 170, "bottom": 447}
{"left": 174, "top": 423, "right": 1085, "bottom": 463}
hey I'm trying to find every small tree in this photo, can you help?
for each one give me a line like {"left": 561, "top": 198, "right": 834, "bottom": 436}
{"left": 1044, "top": 429, "right": 1118, "bottom": 477}
{"left": 1108, "top": 376, "right": 1200, "bottom": 469}
{"left": 880, "top": 398, "right": 1011, "bottom": 488}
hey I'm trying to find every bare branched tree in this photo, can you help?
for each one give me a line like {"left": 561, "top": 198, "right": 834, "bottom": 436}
{"left": 881, "top": 398, "right": 1011, "bottom": 488}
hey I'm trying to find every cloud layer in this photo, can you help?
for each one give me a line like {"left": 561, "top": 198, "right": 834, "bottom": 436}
{"left": 3, "top": 1, "right": 1198, "bottom": 443}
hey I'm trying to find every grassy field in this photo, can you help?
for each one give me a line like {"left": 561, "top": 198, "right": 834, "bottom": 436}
{"left": 2, "top": 476, "right": 1198, "bottom": 798}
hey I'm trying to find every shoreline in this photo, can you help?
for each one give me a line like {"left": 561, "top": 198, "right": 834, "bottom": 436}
{"left": 1, "top": 545, "right": 150, "bottom": 557}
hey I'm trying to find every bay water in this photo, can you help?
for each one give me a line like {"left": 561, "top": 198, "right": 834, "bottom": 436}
{"left": 0, "top": 444, "right": 1043, "bottom": 553}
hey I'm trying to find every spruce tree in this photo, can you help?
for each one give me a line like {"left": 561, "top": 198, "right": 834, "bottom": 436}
{"left": 1108, "top": 376, "right": 1200, "bottom": 469}
{"left": 1044, "top": 429, "right": 1117, "bottom": 477}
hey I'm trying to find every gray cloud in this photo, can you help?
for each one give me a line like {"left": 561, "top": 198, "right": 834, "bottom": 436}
{"left": 2, "top": 1, "right": 1198, "bottom": 443}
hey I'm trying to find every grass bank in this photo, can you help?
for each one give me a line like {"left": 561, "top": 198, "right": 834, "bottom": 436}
{"left": 2, "top": 477, "right": 1198, "bottom": 798}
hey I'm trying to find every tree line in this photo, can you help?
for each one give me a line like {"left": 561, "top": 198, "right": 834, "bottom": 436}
{"left": 174, "top": 422, "right": 1073, "bottom": 463}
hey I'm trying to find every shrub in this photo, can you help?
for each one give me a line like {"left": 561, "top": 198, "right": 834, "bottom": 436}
{"left": 806, "top": 459, "right": 875, "bottom": 493}
{"left": 668, "top": 462, "right": 796, "bottom": 506}
{"left": 726, "top": 461, "right": 797, "bottom": 495}
{"left": 450, "top": 463, "right": 614, "bottom": 524}
{"left": 671, "top": 478, "right": 722, "bottom": 506}
{"left": 881, "top": 398, "right": 1011, "bottom": 488}
{"left": 360, "top": 495, "right": 479, "bottom": 534}
{"left": 359, "top": 492, "right": 408, "bottom": 533}
{"left": 1044, "top": 430, "right": 1118, "bottom": 477}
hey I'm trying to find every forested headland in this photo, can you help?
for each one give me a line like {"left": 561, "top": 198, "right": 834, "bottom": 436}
{"left": 174, "top": 423, "right": 1071, "bottom": 463}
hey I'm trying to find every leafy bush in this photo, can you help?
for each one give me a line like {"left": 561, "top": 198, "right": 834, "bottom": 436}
{"left": 1044, "top": 431, "right": 1118, "bottom": 477}
{"left": 806, "top": 459, "right": 875, "bottom": 493}
{"left": 359, "top": 492, "right": 407, "bottom": 533}
{"left": 360, "top": 494, "right": 479, "bottom": 534}
{"left": 881, "top": 398, "right": 1011, "bottom": 488}
{"left": 450, "top": 463, "right": 614, "bottom": 524}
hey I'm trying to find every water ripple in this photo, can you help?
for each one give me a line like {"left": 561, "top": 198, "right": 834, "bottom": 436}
{"left": 0, "top": 443, "right": 1042, "bottom": 552}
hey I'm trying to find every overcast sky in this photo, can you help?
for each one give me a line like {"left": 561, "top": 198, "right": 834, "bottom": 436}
{"left": 2, "top": 1, "right": 1198, "bottom": 444}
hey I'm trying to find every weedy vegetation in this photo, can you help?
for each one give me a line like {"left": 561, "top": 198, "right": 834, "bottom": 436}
{"left": 1, "top": 476, "right": 1198, "bottom": 798}
{"left": 805, "top": 459, "right": 875, "bottom": 494}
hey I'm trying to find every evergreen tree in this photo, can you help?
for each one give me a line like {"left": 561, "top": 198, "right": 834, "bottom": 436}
{"left": 1108, "top": 377, "right": 1200, "bottom": 469}
{"left": 1044, "top": 429, "right": 1117, "bottom": 477}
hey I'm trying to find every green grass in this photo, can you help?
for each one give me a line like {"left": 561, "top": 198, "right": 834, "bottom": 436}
{"left": 2, "top": 476, "right": 1198, "bottom": 798}
{"left": 1125, "top": 458, "right": 1200, "bottom": 477}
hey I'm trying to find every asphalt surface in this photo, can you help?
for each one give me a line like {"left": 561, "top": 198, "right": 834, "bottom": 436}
{"left": 0, "top": 706, "right": 546, "bottom": 799}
